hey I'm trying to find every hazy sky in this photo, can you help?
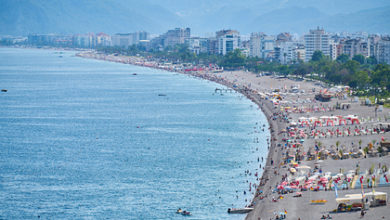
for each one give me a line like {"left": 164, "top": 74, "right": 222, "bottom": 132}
{"left": 1, "top": 0, "right": 389, "bottom": 35}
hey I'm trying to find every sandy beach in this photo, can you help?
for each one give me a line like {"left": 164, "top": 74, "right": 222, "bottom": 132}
{"left": 77, "top": 51, "right": 390, "bottom": 220}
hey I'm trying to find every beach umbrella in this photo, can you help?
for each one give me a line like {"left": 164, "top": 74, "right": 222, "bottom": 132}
{"left": 290, "top": 168, "right": 297, "bottom": 173}
{"left": 281, "top": 181, "right": 289, "bottom": 186}
{"left": 319, "top": 177, "right": 327, "bottom": 182}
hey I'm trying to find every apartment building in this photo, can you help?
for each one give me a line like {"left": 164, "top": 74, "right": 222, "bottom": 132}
{"left": 304, "top": 27, "right": 330, "bottom": 62}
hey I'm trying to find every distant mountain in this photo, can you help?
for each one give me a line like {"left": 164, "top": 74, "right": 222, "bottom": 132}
{"left": 248, "top": 7, "right": 328, "bottom": 34}
{"left": 0, "top": 0, "right": 182, "bottom": 35}
{"left": 246, "top": 6, "right": 390, "bottom": 35}
{"left": 0, "top": 0, "right": 389, "bottom": 36}
{"left": 324, "top": 6, "right": 390, "bottom": 34}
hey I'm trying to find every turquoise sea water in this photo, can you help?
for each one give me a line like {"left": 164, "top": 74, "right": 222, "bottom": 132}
{"left": 0, "top": 48, "right": 269, "bottom": 219}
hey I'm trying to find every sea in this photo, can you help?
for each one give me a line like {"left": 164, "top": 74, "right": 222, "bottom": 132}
{"left": 0, "top": 48, "right": 269, "bottom": 219}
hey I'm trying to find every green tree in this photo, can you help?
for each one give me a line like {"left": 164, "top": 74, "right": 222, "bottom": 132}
{"left": 294, "top": 63, "right": 312, "bottom": 78}
{"left": 336, "top": 54, "right": 349, "bottom": 64}
{"left": 349, "top": 70, "right": 370, "bottom": 89}
{"left": 219, "top": 49, "right": 245, "bottom": 69}
{"left": 366, "top": 56, "right": 377, "bottom": 65}
{"left": 343, "top": 60, "right": 360, "bottom": 74}
{"left": 311, "top": 50, "right": 325, "bottom": 62}
{"left": 278, "top": 65, "right": 290, "bottom": 77}
{"left": 352, "top": 54, "right": 366, "bottom": 65}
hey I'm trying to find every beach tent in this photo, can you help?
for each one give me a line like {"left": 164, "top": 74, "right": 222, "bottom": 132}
{"left": 301, "top": 121, "right": 310, "bottom": 127}
{"left": 314, "top": 120, "right": 322, "bottom": 127}
{"left": 326, "top": 120, "right": 334, "bottom": 126}
{"left": 338, "top": 118, "right": 347, "bottom": 126}
{"left": 351, "top": 118, "right": 360, "bottom": 124}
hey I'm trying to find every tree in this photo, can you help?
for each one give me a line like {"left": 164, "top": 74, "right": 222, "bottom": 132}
{"left": 349, "top": 70, "right": 370, "bottom": 89}
{"left": 343, "top": 60, "right": 360, "bottom": 74}
{"left": 219, "top": 49, "right": 245, "bottom": 69}
{"left": 294, "top": 63, "right": 312, "bottom": 78}
{"left": 352, "top": 54, "right": 366, "bottom": 65}
{"left": 278, "top": 65, "right": 290, "bottom": 77}
{"left": 311, "top": 50, "right": 324, "bottom": 62}
{"left": 366, "top": 56, "right": 377, "bottom": 65}
{"left": 336, "top": 54, "right": 349, "bottom": 64}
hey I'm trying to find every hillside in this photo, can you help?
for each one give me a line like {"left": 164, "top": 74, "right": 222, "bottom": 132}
{"left": 0, "top": 0, "right": 389, "bottom": 36}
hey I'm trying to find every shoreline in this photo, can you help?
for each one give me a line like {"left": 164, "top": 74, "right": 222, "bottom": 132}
{"left": 76, "top": 51, "right": 390, "bottom": 220}
{"left": 75, "top": 51, "right": 278, "bottom": 211}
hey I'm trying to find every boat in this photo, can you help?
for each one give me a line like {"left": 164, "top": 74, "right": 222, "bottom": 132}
{"left": 1, "top": 89, "right": 7, "bottom": 92}
{"left": 158, "top": 94, "right": 167, "bottom": 96}
{"left": 176, "top": 208, "right": 191, "bottom": 216}
{"left": 227, "top": 207, "right": 254, "bottom": 214}
{"left": 181, "top": 211, "right": 191, "bottom": 216}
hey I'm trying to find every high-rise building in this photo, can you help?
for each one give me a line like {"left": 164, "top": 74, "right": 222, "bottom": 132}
{"left": 249, "top": 33, "right": 274, "bottom": 59}
{"left": 369, "top": 35, "right": 381, "bottom": 58}
{"left": 112, "top": 31, "right": 149, "bottom": 48}
{"left": 304, "top": 27, "right": 330, "bottom": 62}
{"left": 73, "top": 33, "right": 95, "bottom": 48}
{"left": 329, "top": 39, "right": 338, "bottom": 60}
{"left": 216, "top": 30, "right": 240, "bottom": 55}
{"left": 164, "top": 28, "right": 191, "bottom": 48}
{"left": 187, "top": 37, "right": 208, "bottom": 54}
{"left": 296, "top": 44, "right": 306, "bottom": 62}
{"left": 262, "top": 36, "right": 275, "bottom": 60}
{"left": 249, "top": 33, "right": 264, "bottom": 58}
{"left": 342, "top": 38, "right": 370, "bottom": 59}
{"left": 96, "top": 32, "right": 111, "bottom": 47}
{"left": 378, "top": 36, "right": 390, "bottom": 64}
{"left": 276, "top": 42, "right": 302, "bottom": 64}
{"left": 150, "top": 28, "right": 190, "bottom": 49}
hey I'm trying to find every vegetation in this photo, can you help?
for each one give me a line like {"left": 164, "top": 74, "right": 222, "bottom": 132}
{"left": 97, "top": 46, "right": 390, "bottom": 100}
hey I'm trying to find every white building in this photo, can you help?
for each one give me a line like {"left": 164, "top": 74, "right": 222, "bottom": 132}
{"left": 216, "top": 30, "right": 240, "bottom": 55}
{"left": 262, "top": 36, "right": 275, "bottom": 60}
{"left": 277, "top": 42, "right": 299, "bottom": 64}
{"left": 329, "top": 39, "right": 338, "bottom": 61}
{"left": 96, "top": 33, "right": 111, "bottom": 47}
{"left": 187, "top": 37, "right": 208, "bottom": 54}
{"left": 304, "top": 27, "right": 330, "bottom": 62}
{"left": 378, "top": 37, "right": 390, "bottom": 64}
{"left": 112, "top": 31, "right": 149, "bottom": 48}
{"left": 249, "top": 33, "right": 263, "bottom": 57}
{"left": 249, "top": 33, "right": 274, "bottom": 59}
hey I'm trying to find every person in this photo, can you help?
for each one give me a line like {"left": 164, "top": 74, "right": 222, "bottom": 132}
{"left": 361, "top": 210, "right": 365, "bottom": 217}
